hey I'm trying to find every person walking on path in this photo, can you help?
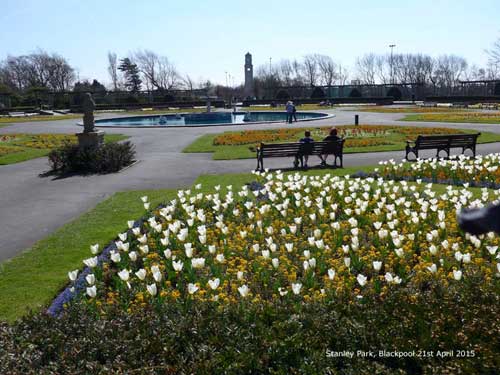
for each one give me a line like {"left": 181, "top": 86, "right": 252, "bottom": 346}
{"left": 285, "top": 101, "right": 294, "bottom": 124}
{"left": 292, "top": 102, "right": 298, "bottom": 122}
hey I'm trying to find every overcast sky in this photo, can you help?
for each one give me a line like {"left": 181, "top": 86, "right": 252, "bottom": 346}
{"left": 1, "top": 0, "right": 499, "bottom": 86}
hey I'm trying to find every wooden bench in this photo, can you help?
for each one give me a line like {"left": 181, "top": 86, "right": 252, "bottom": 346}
{"left": 256, "top": 140, "right": 345, "bottom": 171}
{"left": 405, "top": 133, "right": 480, "bottom": 160}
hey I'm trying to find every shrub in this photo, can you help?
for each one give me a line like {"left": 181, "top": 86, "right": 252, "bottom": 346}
{"left": 0, "top": 282, "right": 498, "bottom": 374}
{"left": 48, "top": 141, "right": 135, "bottom": 174}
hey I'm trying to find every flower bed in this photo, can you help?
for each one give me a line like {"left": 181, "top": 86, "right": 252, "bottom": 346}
{"left": 212, "top": 125, "right": 468, "bottom": 147}
{"left": 65, "top": 172, "right": 500, "bottom": 315}
{"left": 403, "top": 112, "right": 500, "bottom": 124}
{"left": 377, "top": 154, "right": 500, "bottom": 188}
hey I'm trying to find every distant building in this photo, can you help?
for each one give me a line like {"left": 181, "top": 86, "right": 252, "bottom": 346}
{"left": 244, "top": 52, "right": 254, "bottom": 98}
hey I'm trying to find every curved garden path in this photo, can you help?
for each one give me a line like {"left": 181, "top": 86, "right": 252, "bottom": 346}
{"left": 1, "top": 108, "right": 499, "bottom": 261}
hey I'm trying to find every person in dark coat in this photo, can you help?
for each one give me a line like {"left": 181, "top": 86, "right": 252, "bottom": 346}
{"left": 320, "top": 128, "right": 340, "bottom": 166}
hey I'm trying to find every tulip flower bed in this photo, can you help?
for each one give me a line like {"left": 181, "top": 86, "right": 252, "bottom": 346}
{"left": 403, "top": 111, "right": 500, "bottom": 124}
{"left": 377, "top": 154, "right": 500, "bottom": 188}
{"left": 185, "top": 125, "right": 500, "bottom": 160}
{"left": 64, "top": 172, "right": 499, "bottom": 314}
{"left": 1, "top": 172, "right": 499, "bottom": 373}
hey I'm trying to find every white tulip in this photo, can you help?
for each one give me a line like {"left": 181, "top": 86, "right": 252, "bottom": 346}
{"left": 328, "top": 269, "right": 335, "bottom": 280}
{"left": 453, "top": 270, "right": 463, "bottom": 281}
{"left": 208, "top": 278, "right": 220, "bottom": 290}
{"left": 357, "top": 274, "right": 368, "bottom": 286}
{"left": 272, "top": 258, "right": 279, "bottom": 268}
{"left": 86, "top": 274, "right": 95, "bottom": 285}
{"left": 188, "top": 283, "right": 199, "bottom": 294}
{"left": 135, "top": 269, "right": 147, "bottom": 280}
{"left": 139, "top": 245, "right": 149, "bottom": 255}
{"left": 141, "top": 196, "right": 148, "bottom": 203}
{"left": 127, "top": 220, "right": 135, "bottom": 229}
{"left": 86, "top": 285, "right": 97, "bottom": 298}
{"left": 427, "top": 264, "right": 437, "bottom": 273}
{"left": 138, "top": 234, "right": 147, "bottom": 244}
{"left": 216, "top": 254, "right": 225, "bottom": 263}
{"left": 68, "top": 270, "right": 78, "bottom": 281}
{"left": 110, "top": 251, "right": 121, "bottom": 263}
{"left": 128, "top": 251, "right": 138, "bottom": 261}
{"left": 285, "top": 243, "right": 294, "bottom": 252}
{"left": 344, "top": 257, "right": 351, "bottom": 267}
{"left": 153, "top": 271, "right": 162, "bottom": 282}
{"left": 90, "top": 244, "right": 99, "bottom": 254}
{"left": 291, "top": 283, "right": 302, "bottom": 295}
{"left": 462, "top": 253, "right": 471, "bottom": 264}
{"left": 172, "top": 260, "right": 184, "bottom": 272}
{"left": 208, "top": 245, "right": 216, "bottom": 254}
{"left": 147, "top": 283, "right": 157, "bottom": 296}
{"left": 487, "top": 246, "right": 498, "bottom": 255}
{"left": 191, "top": 257, "right": 205, "bottom": 269}
{"left": 373, "top": 261, "right": 382, "bottom": 271}
{"left": 278, "top": 287, "right": 288, "bottom": 296}
{"left": 118, "top": 269, "right": 130, "bottom": 281}
{"left": 237, "top": 271, "right": 244, "bottom": 280}
{"left": 83, "top": 257, "right": 98, "bottom": 268}
{"left": 238, "top": 284, "right": 250, "bottom": 297}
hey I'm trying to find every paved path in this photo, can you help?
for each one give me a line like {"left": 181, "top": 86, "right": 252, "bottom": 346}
{"left": 1, "top": 109, "right": 499, "bottom": 261}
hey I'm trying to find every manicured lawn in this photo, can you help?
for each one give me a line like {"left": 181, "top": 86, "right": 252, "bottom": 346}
{"left": 183, "top": 124, "right": 500, "bottom": 160}
{"left": 0, "top": 114, "right": 82, "bottom": 125}
{"left": 0, "top": 133, "right": 128, "bottom": 165}
{"left": 402, "top": 112, "right": 500, "bottom": 123}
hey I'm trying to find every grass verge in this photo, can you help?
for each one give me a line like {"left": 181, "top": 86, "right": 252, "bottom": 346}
{"left": 0, "top": 114, "right": 82, "bottom": 125}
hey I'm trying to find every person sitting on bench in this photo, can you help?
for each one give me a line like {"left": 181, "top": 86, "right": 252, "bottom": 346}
{"left": 320, "top": 128, "right": 340, "bottom": 166}
{"left": 295, "top": 130, "right": 314, "bottom": 168}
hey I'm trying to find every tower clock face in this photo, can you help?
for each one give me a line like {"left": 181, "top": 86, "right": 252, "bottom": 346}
{"left": 247, "top": 68, "right": 251, "bottom": 72}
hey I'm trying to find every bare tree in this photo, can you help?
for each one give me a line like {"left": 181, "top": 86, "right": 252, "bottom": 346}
{"left": 107, "top": 52, "right": 119, "bottom": 91}
{"left": 487, "top": 37, "right": 500, "bottom": 65}
{"left": 302, "top": 54, "right": 319, "bottom": 86}
{"left": 182, "top": 74, "right": 195, "bottom": 95}
{"left": 355, "top": 53, "right": 376, "bottom": 84}
{"left": 133, "top": 50, "right": 180, "bottom": 91}
{"left": 315, "top": 54, "right": 337, "bottom": 86}
{"left": 337, "top": 64, "right": 349, "bottom": 85}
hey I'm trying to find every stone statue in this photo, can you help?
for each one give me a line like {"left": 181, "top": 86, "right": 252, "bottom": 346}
{"left": 82, "top": 93, "right": 96, "bottom": 133}
{"left": 77, "top": 92, "right": 104, "bottom": 148}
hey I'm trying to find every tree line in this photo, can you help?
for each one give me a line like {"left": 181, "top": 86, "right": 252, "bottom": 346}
{"left": 1, "top": 39, "right": 500, "bottom": 97}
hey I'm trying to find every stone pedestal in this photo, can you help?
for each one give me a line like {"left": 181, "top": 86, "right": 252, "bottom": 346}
{"left": 76, "top": 131, "right": 104, "bottom": 148}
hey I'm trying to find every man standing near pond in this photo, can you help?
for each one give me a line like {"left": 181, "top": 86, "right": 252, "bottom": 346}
{"left": 286, "top": 101, "right": 294, "bottom": 124}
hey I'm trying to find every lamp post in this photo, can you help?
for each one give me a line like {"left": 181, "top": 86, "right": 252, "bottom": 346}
{"left": 389, "top": 44, "right": 396, "bottom": 84}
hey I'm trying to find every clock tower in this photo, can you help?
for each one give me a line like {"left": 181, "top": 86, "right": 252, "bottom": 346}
{"left": 244, "top": 52, "right": 254, "bottom": 98}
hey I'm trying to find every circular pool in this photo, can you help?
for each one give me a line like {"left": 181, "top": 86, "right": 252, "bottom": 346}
{"left": 92, "top": 111, "right": 333, "bottom": 128}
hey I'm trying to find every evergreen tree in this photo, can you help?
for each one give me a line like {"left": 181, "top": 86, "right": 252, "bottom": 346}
{"left": 118, "top": 58, "right": 142, "bottom": 92}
